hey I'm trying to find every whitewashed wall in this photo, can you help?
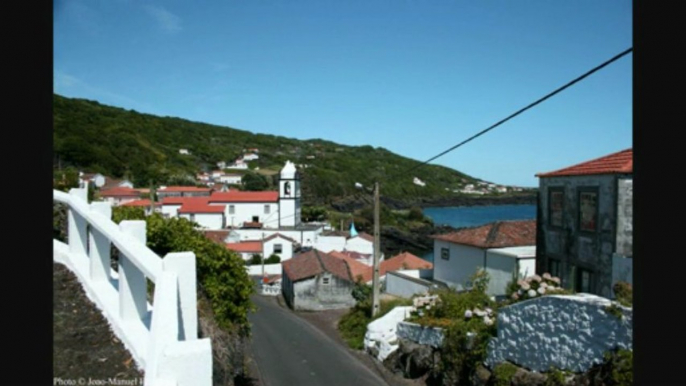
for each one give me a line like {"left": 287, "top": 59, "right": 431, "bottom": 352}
{"left": 161, "top": 204, "right": 181, "bottom": 218}
{"left": 209, "top": 202, "right": 279, "bottom": 228}
{"left": 365, "top": 306, "right": 414, "bottom": 361}
{"left": 485, "top": 294, "right": 633, "bottom": 373}
{"left": 345, "top": 237, "right": 374, "bottom": 255}
{"left": 178, "top": 213, "right": 224, "bottom": 230}
{"left": 247, "top": 264, "right": 282, "bottom": 276}
{"left": 218, "top": 175, "right": 242, "bottom": 184}
{"left": 264, "top": 237, "right": 293, "bottom": 261}
{"left": 314, "top": 236, "right": 346, "bottom": 253}
{"left": 385, "top": 271, "right": 431, "bottom": 299}
{"left": 230, "top": 229, "right": 319, "bottom": 248}
{"left": 611, "top": 254, "right": 632, "bottom": 294}
{"left": 433, "top": 240, "right": 484, "bottom": 290}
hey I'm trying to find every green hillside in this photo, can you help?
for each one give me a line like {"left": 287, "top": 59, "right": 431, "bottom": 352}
{"left": 54, "top": 94, "right": 497, "bottom": 206}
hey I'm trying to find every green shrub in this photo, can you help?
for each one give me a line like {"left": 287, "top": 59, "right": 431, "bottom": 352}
{"left": 264, "top": 254, "right": 281, "bottom": 264}
{"left": 248, "top": 254, "right": 263, "bottom": 265}
{"left": 493, "top": 362, "right": 518, "bottom": 386}
{"left": 613, "top": 282, "right": 632, "bottom": 307}
{"left": 543, "top": 368, "right": 568, "bottom": 386}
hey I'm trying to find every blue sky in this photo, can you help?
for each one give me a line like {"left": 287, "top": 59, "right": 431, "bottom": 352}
{"left": 54, "top": 0, "right": 632, "bottom": 187}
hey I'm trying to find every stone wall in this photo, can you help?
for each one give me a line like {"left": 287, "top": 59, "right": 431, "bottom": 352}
{"left": 396, "top": 321, "right": 445, "bottom": 348}
{"left": 485, "top": 294, "right": 632, "bottom": 373}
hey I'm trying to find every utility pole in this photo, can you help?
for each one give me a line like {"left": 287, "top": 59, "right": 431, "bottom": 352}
{"left": 371, "top": 181, "right": 381, "bottom": 317}
{"left": 261, "top": 232, "right": 265, "bottom": 278}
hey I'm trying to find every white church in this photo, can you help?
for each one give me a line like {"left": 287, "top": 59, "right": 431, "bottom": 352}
{"left": 164, "top": 161, "right": 325, "bottom": 248}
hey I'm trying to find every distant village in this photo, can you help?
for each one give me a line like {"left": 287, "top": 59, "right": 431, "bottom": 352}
{"left": 71, "top": 146, "right": 633, "bottom": 384}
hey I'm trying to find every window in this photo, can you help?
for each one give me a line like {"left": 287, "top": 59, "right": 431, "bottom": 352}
{"left": 549, "top": 189, "right": 564, "bottom": 227}
{"left": 322, "top": 277, "right": 330, "bottom": 285}
{"left": 229, "top": 205, "right": 235, "bottom": 215}
{"left": 252, "top": 216, "right": 259, "bottom": 223}
{"left": 274, "top": 243, "right": 283, "bottom": 253}
{"left": 576, "top": 268, "right": 593, "bottom": 293}
{"left": 264, "top": 205, "right": 270, "bottom": 214}
{"left": 441, "top": 248, "right": 450, "bottom": 260}
{"left": 548, "top": 259, "right": 561, "bottom": 279}
{"left": 190, "top": 214, "right": 195, "bottom": 222}
{"left": 579, "top": 190, "right": 598, "bottom": 232}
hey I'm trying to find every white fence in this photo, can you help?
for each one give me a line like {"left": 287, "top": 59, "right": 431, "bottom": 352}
{"left": 53, "top": 185, "right": 212, "bottom": 386}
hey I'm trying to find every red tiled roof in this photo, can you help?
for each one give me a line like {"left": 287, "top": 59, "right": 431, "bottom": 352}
{"left": 161, "top": 196, "right": 210, "bottom": 205}
{"left": 99, "top": 187, "right": 141, "bottom": 197}
{"left": 431, "top": 220, "right": 536, "bottom": 249}
{"left": 203, "top": 230, "right": 231, "bottom": 245}
{"left": 158, "top": 186, "right": 212, "bottom": 192}
{"left": 263, "top": 233, "right": 299, "bottom": 244}
{"left": 381, "top": 252, "right": 433, "bottom": 274}
{"left": 178, "top": 202, "right": 225, "bottom": 214}
{"left": 209, "top": 191, "right": 279, "bottom": 203}
{"left": 536, "top": 148, "right": 632, "bottom": 178}
{"left": 282, "top": 249, "right": 352, "bottom": 282}
{"left": 329, "top": 251, "right": 372, "bottom": 283}
{"left": 121, "top": 199, "right": 160, "bottom": 207}
{"left": 226, "top": 241, "right": 263, "bottom": 253}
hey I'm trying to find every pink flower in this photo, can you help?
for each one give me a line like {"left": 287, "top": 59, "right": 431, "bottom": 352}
{"left": 552, "top": 277, "right": 561, "bottom": 284}
{"left": 542, "top": 273, "right": 552, "bottom": 280}
{"left": 511, "top": 293, "right": 520, "bottom": 300}
{"left": 531, "top": 275, "right": 542, "bottom": 282}
{"left": 520, "top": 282, "right": 531, "bottom": 291}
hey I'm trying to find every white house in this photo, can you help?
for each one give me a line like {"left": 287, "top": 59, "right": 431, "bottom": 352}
{"left": 226, "top": 162, "right": 249, "bottom": 170}
{"left": 177, "top": 201, "right": 226, "bottom": 230}
{"left": 218, "top": 174, "right": 242, "bottom": 185}
{"left": 314, "top": 234, "right": 347, "bottom": 253}
{"left": 211, "top": 170, "right": 223, "bottom": 178}
{"left": 242, "top": 153, "right": 259, "bottom": 161}
{"left": 431, "top": 219, "right": 536, "bottom": 296}
{"left": 262, "top": 233, "right": 298, "bottom": 261}
{"left": 345, "top": 233, "right": 374, "bottom": 255}
{"left": 496, "top": 186, "right": 508, "bottom": 193}
{"left": 157, "top": 186, "right": 212, "bottom": 199}
{"left": 226, "top": 241, "right": 263, "bottom": 261}
{"left": 179, "top": 149, "right": 190, "bottom": 155}
{"left": 217, "top": 161, "right": 227, "bottom": 169}
{"left": 485, "top": 246, "right": 536, "bottom": 297}
{"left": 209, "top": 191, "right": 280, "bottom": 228}
{"left": 98, "top": 187, "right": 141, "bottom": 206}
{"left": 413, "top": 177, "right": 426, "bottom": 187}
{"left": 79, "top": 172, "right": 106, "bottom": 188}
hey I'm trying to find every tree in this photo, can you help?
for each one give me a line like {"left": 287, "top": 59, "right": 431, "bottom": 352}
{"left": 248, "top": 254, "right": 263, "bottom": 265}
{"left": 242, "top": 172, "right": 268, "bottom": 191}
{"left": 408, "top": 206, "right": 424, "bottom": 221}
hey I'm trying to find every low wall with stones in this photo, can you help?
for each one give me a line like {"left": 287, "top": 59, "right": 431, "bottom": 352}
{"left": 396, "top": 321, "right": 445, "bottom": 348}
{"left": 485, "top": 294, "right": 632, "bottom": 373}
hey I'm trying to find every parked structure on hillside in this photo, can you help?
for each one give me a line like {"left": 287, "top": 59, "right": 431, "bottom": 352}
{"left": 281, "top": 249, "right": 356, "bottom": 311}
{"left": 535, "top": 148, "right": 633, "bottom": 298}
{"left": 430, "top": 220, "right": 537, "bottom": 296}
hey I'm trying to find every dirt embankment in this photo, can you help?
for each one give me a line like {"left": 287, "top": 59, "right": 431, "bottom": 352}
{"left": 53, "top": 263, "right": 143, "bottom": 382}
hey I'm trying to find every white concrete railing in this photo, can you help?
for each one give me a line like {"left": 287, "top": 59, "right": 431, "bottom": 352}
{"left": 53, "top": 185, "right": 212, "bottom": 386}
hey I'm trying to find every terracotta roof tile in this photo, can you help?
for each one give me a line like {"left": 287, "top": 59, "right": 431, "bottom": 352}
{"left": 99, "top": 187, "right": 141, "bottom": 197}
{"left": 381, "top": 252, "right": 433, "bottom": 274}
{"left": 178, "top": 202, "right": 225, "bottom": 214}
{"left": 226, "top": 241, "right": 263, "bottom": 253}
{"left": 209, "top": 191, "right": 279, "bottom": 203}
{"left": 158, "top": 186, "right": 212, "bottom": 192}
{"left": 329, "top": 251, "right": 372, "bottom": 283}
{"left": 536, "top": 148, "right": 632, "bottom": 178}
{"left": 431, "top": 220, "right": 536, "bottom": 249}
{"left": 203, "top": 230, "right": 231, "bottom": 245}
{"left": 161, "top": 196, "right": 210, "bottom": 205}
{"left": 282, "top": 249, "right": 352, "bottom": 282}
{"left": 121, "top": 199, "right": 160, "bottom": 207}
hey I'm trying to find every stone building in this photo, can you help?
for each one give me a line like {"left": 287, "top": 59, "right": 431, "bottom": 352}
{"left": 535, "top": 148, "right": 633, "bottom": 298}
{"left": 281, "top": 249, "right": 356, "bottom": 311}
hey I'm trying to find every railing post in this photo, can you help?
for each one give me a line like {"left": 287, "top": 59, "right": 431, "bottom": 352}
{"left": 145, "top": 271, "right": 180, "bottom": 386}
{"left": 68, "top": 186, "right": 89, "bottom": 256}
{"left": 89, "top": 202, "right": 113, "bottom": 282}
{"left": 163, "top": 252, "right": 198, "bottom": 340}
{"left": 119, "top": 220, "right": 148, "bottom": 323}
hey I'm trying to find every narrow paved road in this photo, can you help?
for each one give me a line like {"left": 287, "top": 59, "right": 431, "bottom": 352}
{"left": 248, "top": 294, "right": 388, "bottom": 386}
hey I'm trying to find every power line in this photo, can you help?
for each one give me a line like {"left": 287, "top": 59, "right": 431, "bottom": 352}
{"left": 386, "top": 47, "right": 633, "bottom": 182}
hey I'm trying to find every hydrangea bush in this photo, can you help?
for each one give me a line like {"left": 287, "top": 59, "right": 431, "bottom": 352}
{"left": 506, "top": 272, "right": 571, "bottom": 304}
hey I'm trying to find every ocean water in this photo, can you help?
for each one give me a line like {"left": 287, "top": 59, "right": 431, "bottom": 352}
{"left": 421, "top": 204, "right": 536, "bottom": 262}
